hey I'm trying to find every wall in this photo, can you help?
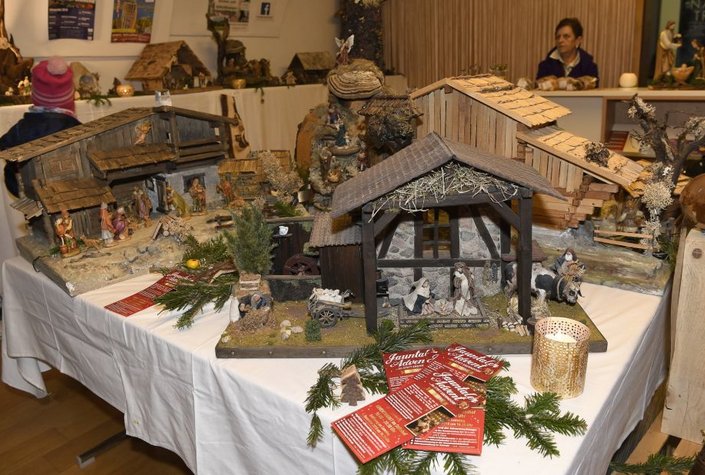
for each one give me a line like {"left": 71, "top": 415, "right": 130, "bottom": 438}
{"left": 4, "top": 0, "right": 339, "bottom": 92}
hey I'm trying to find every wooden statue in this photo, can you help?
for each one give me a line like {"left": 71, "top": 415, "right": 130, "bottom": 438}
{"left": 654, "top": 20, "right": 681, "bottom": 81}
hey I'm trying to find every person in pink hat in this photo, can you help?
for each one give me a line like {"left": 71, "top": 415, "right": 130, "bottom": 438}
{"left": 1, "top": 56, "right": 81, "bottom": 198}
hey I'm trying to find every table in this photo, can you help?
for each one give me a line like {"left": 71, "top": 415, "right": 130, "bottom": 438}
{"left": 2, "top": 256, "right": 668, "bottom": 474}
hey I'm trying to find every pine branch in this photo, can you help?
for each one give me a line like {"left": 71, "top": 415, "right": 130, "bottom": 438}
{"left": 442, "top": 452, "right": 478, "bottom": 475}
{"left": 408, "top": 450, "right": 440, "bottom": 475}
{"left": 358, "top": 447, "right": 416, "bottom": 475}
{"left": 182, "top": 233, "right": 232, "bottom": 265}
{"left": 610, "top": 452, "right": 696, "bottom": 474}
{"left": 155, "top": 273, "right": 237, "bottom": 329}
{"left": 305, "top": 363, "right": 341, "bottom": 447}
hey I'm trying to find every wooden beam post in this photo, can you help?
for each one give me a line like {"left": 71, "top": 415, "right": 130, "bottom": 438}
{"left": 361, "top": 204, "right": 378, "bottom": 334}
{"left": 518, "top": 192, "right": 533, "bottom": 328}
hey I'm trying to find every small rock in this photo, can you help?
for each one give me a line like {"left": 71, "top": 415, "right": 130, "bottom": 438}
{"left": 291, "top": 326, "right": 304, "bottom": 334}
{"left": 281, "top": 329, "right": 292, "bottom": 340}
{"left": 137, "top": 244, "right": 149, "bottom": 254}
{"left": 221, "top": 335, "right": 231, "bottom": 343}
{"left": 280, "top": 319, "right": 292, "bottom": 328}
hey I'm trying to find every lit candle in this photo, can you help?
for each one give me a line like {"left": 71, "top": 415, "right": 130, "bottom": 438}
{"left": 545, "top": 332, "right": 576, "bottom": 343}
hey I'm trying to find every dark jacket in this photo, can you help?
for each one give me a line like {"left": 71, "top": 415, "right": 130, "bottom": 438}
{"left": 536, "top": 48, "right": 599, "bottom": 86}
{"left": 1, "top": 111, "right": 81, "bottom": 198}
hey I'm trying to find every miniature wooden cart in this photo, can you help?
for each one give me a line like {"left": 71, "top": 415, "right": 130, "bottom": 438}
{"left": 307, "top": 289, "right": 355, "bottom": 327}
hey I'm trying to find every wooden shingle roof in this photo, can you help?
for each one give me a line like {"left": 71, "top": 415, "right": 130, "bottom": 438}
{"left": 0, "top": 107, "right": 236, "bottom": 164}
{"left": 88, "top": 144, "right": 175, "bottom": 173}
{"left": 33, "top": 178, "right": 114, "bottom": 214}
{"left": 331, "top": 132, "right": 563, "bottom": 217}
{"left": 125, "top": 41, "right": 210, "bottom": 80}
{"left": 516, "top": 126, "right": 644, "bottom": 191}
{"left": 308, "top": 212, "right": 361, "bottom": 248}
{"left": 358, "top": 95, "right": 421, "bottom": 118}
{"left": 290, "top": 52, "right": 335, "bottom": 71}
{"left": 0, "top": 108, "right": 153, "bottom": 163}
{"left": 410, "top": 75, "right": 571, "bottom": 128}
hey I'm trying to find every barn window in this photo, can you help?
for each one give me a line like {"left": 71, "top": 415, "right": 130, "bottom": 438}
{"left": 422, "top": 209, "right": 450, "bottom": 258}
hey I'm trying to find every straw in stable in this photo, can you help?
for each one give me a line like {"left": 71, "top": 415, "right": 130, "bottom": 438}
{"left": 530, "top": 317, "right": 590, "bottom": 399}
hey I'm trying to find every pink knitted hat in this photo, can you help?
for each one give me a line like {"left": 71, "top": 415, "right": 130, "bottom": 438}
{"left": 31, "top": 57, "right": 75, "bottom": 112}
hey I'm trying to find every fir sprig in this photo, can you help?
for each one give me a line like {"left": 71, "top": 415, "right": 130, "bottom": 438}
{"left": 483, "top": 378, "right": 587, "bottom": 457}
{"left": 156, "top": 273, "right": 239, "bottom": 329}
{"left": 182, "top": 234, "right": 231, "bottom": 265}
{"left": 305, "top": 363, "right": 342, "bottom": 447}
{"left": 610, "top": 452, "right": 696, "bottom": 474}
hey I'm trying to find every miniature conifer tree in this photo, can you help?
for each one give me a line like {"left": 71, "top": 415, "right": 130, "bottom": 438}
{"left": 339, "top": 364, "right": 365, "bottom": 406}
{"left": 305, "top": 319, "right": 322, "bottom": 342}
{"left": 223, "top": 204, "right": 276, "bottom": 275}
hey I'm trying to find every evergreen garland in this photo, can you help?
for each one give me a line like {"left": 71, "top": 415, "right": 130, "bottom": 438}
{"left": 610, "top": 452, "right": 696, "bottom": 474}
{"left": 304, "top": 320, "right": 588, "bottom": 475}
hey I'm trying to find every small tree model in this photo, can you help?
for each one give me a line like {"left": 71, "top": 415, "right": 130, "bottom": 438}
{"left": 627, "top": 95, "right": 705, "bottom": 246}
{"left": 224, "top": 204, "right": 276, "bottom": 275}
{"left": 339, "top": 364, "right": 365, "bottom": 406}
{"left": 305, "top": 319, "right": 322, "bottom": 342}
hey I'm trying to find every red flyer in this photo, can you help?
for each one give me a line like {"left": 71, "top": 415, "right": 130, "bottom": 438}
{"left": 104, "top": 271, "right": 191, "bottom": 316}
{"left": 383, "top": 347, "right": 440, "bottom": 392}
{"left": 399, "top": 344, "right": 503, "bottom": 455}
{"left": 332, "top": 370, "right": 483, "bottom": 463}
{"left": 441, "top": 343, "right": 504, "bottom": 382}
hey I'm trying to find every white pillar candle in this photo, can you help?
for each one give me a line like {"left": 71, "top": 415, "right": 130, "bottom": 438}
{"left": 545, "top": 332, "right": 577, "bottom": 343}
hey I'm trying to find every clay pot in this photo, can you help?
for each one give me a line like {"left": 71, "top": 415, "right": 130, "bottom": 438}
{"left": 116, "top": 84, "right": 135, "bottom": 97}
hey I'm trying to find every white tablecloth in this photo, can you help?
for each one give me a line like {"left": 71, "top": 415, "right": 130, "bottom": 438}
{"left": 1, "top": 256, "right": 668, "bottom": 474}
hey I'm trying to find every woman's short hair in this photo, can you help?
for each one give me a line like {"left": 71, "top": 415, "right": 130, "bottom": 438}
{"left": 555, "top": 17, "right": 584, "bottom": 38}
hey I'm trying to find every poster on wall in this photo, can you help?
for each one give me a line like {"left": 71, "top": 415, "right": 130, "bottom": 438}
{"left": 170, "top": 0, "right": 287, "bottom": 37}
{"left": 48, "top": 0, "right": 96, "bottom": 41}
{"left": 111, "top": 0, "right": 156, "bottom": 43}
{"left": 212, "top": 0, "right": 251, "bottom": 27}
{"left": 678, "top": 0, "right": 705, "bottom": 65}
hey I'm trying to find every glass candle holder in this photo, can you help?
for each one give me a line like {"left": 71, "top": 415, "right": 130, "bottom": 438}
{"left": 530, "top": 317, "right": 590, "bottom": 398}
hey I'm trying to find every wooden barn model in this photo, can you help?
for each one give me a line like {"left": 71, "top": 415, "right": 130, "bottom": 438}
{"left": 286, "top": 52, "right": 335, "bottom": 84}
{"left": 325, "top": 132, "right": 563, "bottom": 332}
{"left": 410, "top": 75, "right": 643, "bottom": 228}
{"left": 0, "top": 106, "right": 237, "bottom": 253}
{"left": 125, "top": 41, "right": 212, "bottom": 91}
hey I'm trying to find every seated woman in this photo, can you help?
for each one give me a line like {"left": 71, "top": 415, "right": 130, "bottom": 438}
{"left": 536, "top": 17, "right": 599, "bottom": 90}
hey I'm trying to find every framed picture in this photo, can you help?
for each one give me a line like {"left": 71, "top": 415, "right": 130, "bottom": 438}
{"left": 258, "top": 1, "right": 272, "bottom": 17}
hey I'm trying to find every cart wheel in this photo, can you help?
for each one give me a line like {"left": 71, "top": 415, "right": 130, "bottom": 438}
{"left": 316, "top": 309, "right": 338, "bottom": 328}
{"left": 283, "top": 254, "right": 320, "bottom": 276}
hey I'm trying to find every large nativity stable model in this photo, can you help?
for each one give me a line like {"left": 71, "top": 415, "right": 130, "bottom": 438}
{"left": 0, "top": 106, "right": 240, "bottom": 293}
{"left": 323, "top": 131, "right": 566, "bottom": 332}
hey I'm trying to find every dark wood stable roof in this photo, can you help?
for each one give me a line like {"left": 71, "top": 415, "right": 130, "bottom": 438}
{"left": 0, "top": 107, "right": 237, "bottom": 164}
{"left": 331, "top": 132, "right": 563, "bottom": 217}
{"left": 33, "top": 177, "right": 115, "bottom": 214}
{"left": 88, "top": 144, "right": 175, "bottom": 173}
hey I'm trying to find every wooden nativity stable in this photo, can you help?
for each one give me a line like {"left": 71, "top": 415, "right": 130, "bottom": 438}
{"left": 410, "top": 75, "right": 644, "bottom": 228}
{"left": 326, "top": 131, "right": 564, "bottom": 332}
{"left": 125, "top": 41, "right": 212, "bottom": 91}
{"left": 0, "top": 106, "right": 238, "bottom": 255}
